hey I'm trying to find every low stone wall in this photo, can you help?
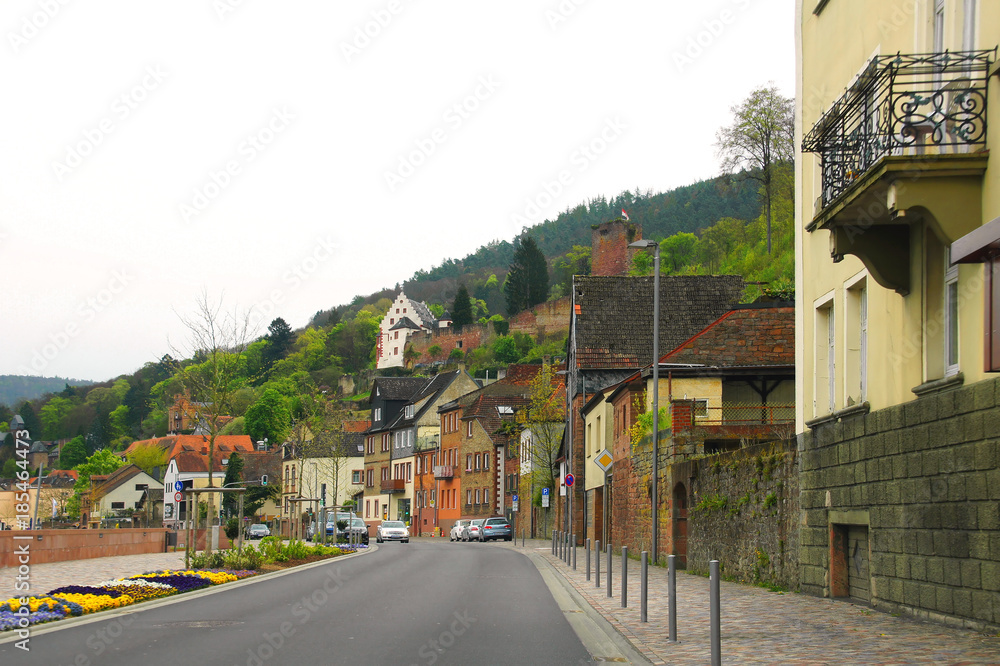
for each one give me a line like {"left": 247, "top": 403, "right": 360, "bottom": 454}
{"left": 800, "top": 377, "right": 1000, "bottom": 632}
{"left": 681, "top": 441, "right": 799, "bottom": 590}
{"left": 0, "top": 528, "right": 168, "bottom": 567}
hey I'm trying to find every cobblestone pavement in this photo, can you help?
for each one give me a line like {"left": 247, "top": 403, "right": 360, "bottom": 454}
{"left": 497, "top": 539, "right": 1000, "bottom": 665}
{"left": 0, "top": 551, "right": 186, "bottom": 601}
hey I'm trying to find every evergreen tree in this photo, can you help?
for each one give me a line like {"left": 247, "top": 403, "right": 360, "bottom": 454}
{"left": 451, "top": 284, "right": 473, "bottom": 327}
{"left": 58, "top": 435, "right": 88, "bottom": 469}
{"left": 222, "top": 451, "right": 243, "bottom": 515}
{"left": 263, "top": 317, "right": 294, "bottom": 369}
{"left": 16, "top": 402, "right": 42, "bottom": 439}
{"left": 504, "top": 235, "right": 549, "bottom": 316}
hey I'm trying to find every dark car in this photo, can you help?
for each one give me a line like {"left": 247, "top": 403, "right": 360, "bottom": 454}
{"left": 311, "top": 513, "right": 369, "bottom": 545}
{"left": 480, "top": 517, "right": 512, "bottom": 542}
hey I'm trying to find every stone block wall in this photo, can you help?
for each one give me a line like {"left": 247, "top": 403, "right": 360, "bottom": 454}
{"left": 682, "top": 441, "right": 800, "bottom": 589}
{"left": 509, "top": 296, "right": 571, "bottom": 340}
{"left": 800, "top": 377, "right": 1000, "bottom": 631}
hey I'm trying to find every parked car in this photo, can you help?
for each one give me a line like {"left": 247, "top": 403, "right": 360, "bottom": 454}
{"left": 376, "top": 520, "right": 409, "bottom": 543}
{"left": 462, "top": 518, "right": 485, "bottom": 542}
{"left": 338, "top": 516, "right": 370, "bottom": 545}
{"left": 450, "top": 520, "right": 471, "bottom": 541}
{"left": 310, "top": 513, "right": 369, "bottom": 544}
{"left": 480, "top": 517, "right": 512, "bottom": 542}
{"left": 246, "top": 524, "right": 270, "bottom": 540}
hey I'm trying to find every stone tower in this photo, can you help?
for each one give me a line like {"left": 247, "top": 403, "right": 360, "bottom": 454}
{"left": 590, "top": 219, "right": 642, "bottom": 276}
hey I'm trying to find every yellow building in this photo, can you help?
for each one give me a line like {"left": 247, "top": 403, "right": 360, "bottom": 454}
{"left": 796, "top": 0, "right": 999, "bottom": 630}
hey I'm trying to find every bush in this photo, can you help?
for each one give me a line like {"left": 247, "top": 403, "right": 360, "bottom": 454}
{"left": 224, "top": 517, "right": 240, "bottom": 541}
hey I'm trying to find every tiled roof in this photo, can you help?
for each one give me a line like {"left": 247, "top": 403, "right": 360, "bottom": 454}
{"left": 661, "top": 305, "right": 795, "bottom": 367}
{"left": 92, "top": 464, "right": 147, "bottom": 496}
{"left": 343, "top": 419, "right": 371, "bottom": 433}
{"left": 411, "top": 300, "right": 436, "bottom": 327}
{"left": 572, "top": 275, "right": 745, "bottom": 370}
{"left": 372, "top": 377, "right": 428, "bottom": 401}
{"left": 389, "top": 316, "right": 422, "bottom": 331}
{"left": 123, "top": 435, "right": 256, "bottom": 464}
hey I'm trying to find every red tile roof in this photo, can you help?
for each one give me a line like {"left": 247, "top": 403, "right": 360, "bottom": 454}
{"left": 661, "top": 306, "right": 795, "bottom": 367}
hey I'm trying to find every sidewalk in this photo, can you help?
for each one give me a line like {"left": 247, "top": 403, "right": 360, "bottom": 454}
{"left": 0, "top": 551, "right": 187, "bottom": 602}
{"left": 499, "top": 538, "right": 1000, "bottom": 665}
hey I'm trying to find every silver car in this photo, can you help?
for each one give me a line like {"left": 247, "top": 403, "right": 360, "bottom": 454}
{"left": 450, "top": 519, "right": 471, "bottom": 541}
{"left": 462, "top": 518, "right": 485, "bottom": 542}
{"left": 376, "top": 520, "right": 409, "bottom": 543}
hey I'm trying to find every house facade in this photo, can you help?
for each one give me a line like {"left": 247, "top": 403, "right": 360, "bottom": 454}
{"left": 376, "top": 292, "right": 438, "bottom": 369}
{"left": 796, "top": 0, "right": 1000, "bottom": 630}
{"left": 86, "top": 465, "right": 161, "bottom": 528}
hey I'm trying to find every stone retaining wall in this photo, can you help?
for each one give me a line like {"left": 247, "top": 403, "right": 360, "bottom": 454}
{"left": 0, "top": 528, "right": 168, "bottom": 567}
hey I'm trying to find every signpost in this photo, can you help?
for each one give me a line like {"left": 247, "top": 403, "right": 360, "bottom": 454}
{"left": 512, "top": 494, "right": 519, "bottom": 512}
{"left": 541, "top": 487, "right": 550, "bottom": 508}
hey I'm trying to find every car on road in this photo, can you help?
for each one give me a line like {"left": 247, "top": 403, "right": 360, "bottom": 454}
{"left": 480, "top": 517, "right": 512, "bottom": 541}
{"left": 462, "top": 518, "right": 485, "bottom": 542}
{"left": 246, "top": 523, "right": 270, "bottom": 539}
{"left": 310, "top": 513, "right": 369, "bottom": 545}
{"left": 376, "top": 520, "right": 409, "bottom": 543}
{"left": 450, "top": 520, "right": 471, "bottom": 541}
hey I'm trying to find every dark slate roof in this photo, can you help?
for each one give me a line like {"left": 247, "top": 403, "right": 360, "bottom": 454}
{"left": 372, "top": 377, "right": 428, "bottom": 401}
{"left": 388, "top": 316, "right": 422, "bottom": 331}
{"left": 662, "top": 305, "right": 795, "bottom": 367}
{"left": 411, "top": 300, "right": 436, "bottom": 327}
{"left": 572, "top": 275, "right": 745, "bottom": 370}
{"left": 385, "top": 371, "right": 465, "bottom": 429}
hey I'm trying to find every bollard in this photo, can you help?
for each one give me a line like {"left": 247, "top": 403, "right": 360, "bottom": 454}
{"left": 640, "top": 551, "right": 648, "bottom": 622}
{"left": 521, "top": 529, "right": 525, "bottom": 548}
{"left": 710, "top": 559, "right": 721, "bottom": 666}
{"left": 595, "top": 540, "right": 601, "bottom": 588}
{"left": 621, "top": 546, "right": 628, "bottom": 608}
{"left": 552, "top": 531, "right": 555, "bottom": 554}
{"left": 606, "top": 544, "right": 612, "bottom": 598}
{"left": 668, "top": 554, "right": 677, "bottom": 642}
{"left": 585, "top": 538, "right": 591, "bottom": 581}
{"left": 572, "top": 533, "right": 577, "bottom": 570}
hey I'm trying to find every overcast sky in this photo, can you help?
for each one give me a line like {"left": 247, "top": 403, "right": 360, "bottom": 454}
{"left": 0, "top": 0, "right": 795, "bottom": 384}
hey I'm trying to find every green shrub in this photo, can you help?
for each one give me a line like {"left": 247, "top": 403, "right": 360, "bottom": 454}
{"left": 224, "top": 517, "right": 240, "bottom": 541}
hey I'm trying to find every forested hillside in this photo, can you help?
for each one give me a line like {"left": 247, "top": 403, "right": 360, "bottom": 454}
{"left": 0, "top": 375, "right": 93, "bottom": 408}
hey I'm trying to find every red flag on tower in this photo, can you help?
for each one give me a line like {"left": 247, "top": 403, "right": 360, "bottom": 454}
{"left": 621, "top": 208, "right": 630, "bottom": 221}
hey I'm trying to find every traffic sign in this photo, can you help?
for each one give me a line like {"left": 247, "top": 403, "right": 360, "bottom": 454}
{"left": 174, "top": 481, "right": 184, "bottom": 492}
{"left": 512, "top": 500, "right": 519, "bottom": 511}
{"left": 564, "top": 473, "right": 575, "bottom": 487}
{"left": 594, "top": 448, "right": 614, "bottom": 472}
{"left": 512, "top": 494, "right": 518, "bottom": 502}
{"left": 174, "top": 492, "right": 183, "bottom": 502}
{"left": 541, "top": 487, "right": 550, "bottom": 495}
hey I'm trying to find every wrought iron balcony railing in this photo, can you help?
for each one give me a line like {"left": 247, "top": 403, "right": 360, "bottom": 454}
{"left": 802, "top": 49, "right": 994, "bottom": 210}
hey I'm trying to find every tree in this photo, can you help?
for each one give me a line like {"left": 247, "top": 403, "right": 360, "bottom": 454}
{"left": 40, "top": 396, "right": 74, "bottom": 440}
{"left": 494, "top": 336, "right": 520, "bottom": 364}
{"left": 660, "top": 232, "right": 698, "bottom": 274}
{"left": 263, "top": 318, "right": 294, "bottom": 370}
{"left": 221, "top": 451, "right": 243, "bottom": 516}
{"left": 244, "top": 389, "right": 291, "bottom": 444}
{"left": 58, "top": 435, "right": 88, "bottom": 469}
{"left": 451, "top": 284, "right": 473, "bottom": 328}
{"left": 2, "top": 459, "right": 18, "bottom": 478}
{"left": 66, "top": 449, "right": 126, "bottom": 518}
{"left": 170, "top": 291, "right": 256, "bottom": 549}
{"left": 125, "top": 441, "right": 169, "bottom": 476}
{"left": 715, "top": 83, "right": 793, "bottom": 254}
{"left": 504, "top": 235, "right": 549, "bottom": 316}
{"left": 16, "top": 402, "right": 42, "bottom": 439}
{"left": 516, "top": 363, "right": 564, "bottom": 536}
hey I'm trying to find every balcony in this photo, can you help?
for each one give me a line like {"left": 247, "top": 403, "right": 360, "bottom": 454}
{"left": 671, "top": 401, "right": 794, "bottom": 440}
{"left": 380, "top": 479, "right": 405, "bottom": 493}
{"left": 801, "top": 49, "right": 994, "bottom": 294}
{"left": 433, "top": 465, "right": 453, "bottom": 479}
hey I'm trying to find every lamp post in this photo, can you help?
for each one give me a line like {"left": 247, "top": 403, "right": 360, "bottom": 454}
{"left": 629, "top": 238, "right": 660, "bottom": 563}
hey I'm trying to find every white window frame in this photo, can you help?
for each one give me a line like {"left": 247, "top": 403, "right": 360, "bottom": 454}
{"left": 945, "top": 260, "right": 960, "bottom": 376}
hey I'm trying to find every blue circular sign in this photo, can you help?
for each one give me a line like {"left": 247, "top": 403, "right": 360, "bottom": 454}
{"left": 174, "top": 481, "right": 184, "bottom": 492}
{"left": 565, "top": 473, "right": 575, "bottom": 487}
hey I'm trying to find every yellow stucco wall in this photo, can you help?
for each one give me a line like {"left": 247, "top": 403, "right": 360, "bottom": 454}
{"left": 796, "top": 0, "right": 1000, "bottom": 431}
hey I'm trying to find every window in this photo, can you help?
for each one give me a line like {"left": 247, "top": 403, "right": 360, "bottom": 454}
{"left": 814, "top": 298, "right": 835, "bottom": 416}
{"left": 466, "top": 490, "right": 472, "bottom": 505}
{"left": 406, "top": 462, "right": 412, "bottom": 482}
{"left": 483, "top": 488, "right": 490, "bottom": 506}
{"left": 405, "top": 405, "right": 414, "bottom": 419}
{"left": 381, "top": 467, "right": 388, "bottom": 481}
{"left": 382, "top": 433, "right": 390, "bottom": 452}
{"left": 945, "top": 261, "right": 960, "bottom": 376}
{"left": 365, "top": 500, "right": 370, "bottom": 518}
{"left": 475, "top": 489, "right": 481, "bottom": 504}
{"left": 367, "top": 469, "right": 374, "bottom": 486}
{"left": 694, "top": 399, "right": 708, "bottom": 419}
{"left": 394, "top": 331, "right": 399, "bottom": 340}
{"left": 352, "top": 470, "right": 362, "bottom": 484}
{"left": 403, "top": 308, "right": 407, "bottom": 313}
{"left": 393, "top": 347, "right": 398, "bottom": 355}
{"left": 111, "top": 501, "right": 125, "bottom": 510}
{"left": 483, "top": 454, "right": 489, "bottom": 471}
{"left": 933, "top": 0, "right": 944, "bottom": 53}
{"left": 374, "top": 408, "right": 382, "bottom": 423}
{"left": 466, "top": 454, "right": 472, "bottom": 471}
{"left": 475, "top": 453, "right": 481, "bottom": 470}
{"left": 963, "top": 0, "right": 977, "bottom": 51}
{"left": 467, "top": 420, "right": 473, "bottom": 437}
{"left": 374, "top": 500, "right": 379, "bottom": 517}
{"left": 846, "top": 276, "right": 868, "bottom": 404}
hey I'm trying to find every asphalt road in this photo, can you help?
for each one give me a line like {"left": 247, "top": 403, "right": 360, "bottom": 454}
{"left": 0, "top": 541, "right": 597, "bottom": 665}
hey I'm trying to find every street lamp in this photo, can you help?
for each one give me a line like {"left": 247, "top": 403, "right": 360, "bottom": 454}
{"left": 629, "top": 238, "right": 660, "bottom": 563}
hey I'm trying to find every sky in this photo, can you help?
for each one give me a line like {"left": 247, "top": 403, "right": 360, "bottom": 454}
{"left": 0, "top": 0, "right": 795, "bottom": 384}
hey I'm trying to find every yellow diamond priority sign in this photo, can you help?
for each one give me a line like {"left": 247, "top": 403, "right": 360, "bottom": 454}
{"left": 594, "top": 448, "right": 614, "bottom": 472}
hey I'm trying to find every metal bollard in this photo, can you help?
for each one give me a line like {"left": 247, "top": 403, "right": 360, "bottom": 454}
{"left": 606, "top": 544, "right": 612, "bottom": 598}
{"left": 595, "top": 540, "right": 601, "bottom": 587}
{"left": 521, "top": 529, "right": 525, "bottom": 548}
{"left": 640, "top": 551, "right": 648, "bottom": 622}
{"left": 552, "top": 531, "right": 555, "bottom": 554}
{"left": 585, "top": 538, "right": 591, "bottom": 581}
{"left": 621, "top": 546, "right": 628, "bottom": 608}
{"left": 710, "top": 559, "right": 721, "bottom": 666}
{"left": 572, "top": 533, "right": 577, "bottom": 570}
{"left": 668, "top": 554, "right": 677, "bottom": 642}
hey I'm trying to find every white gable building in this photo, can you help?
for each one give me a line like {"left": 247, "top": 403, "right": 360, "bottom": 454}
{"left": 376, "top": 292, "right": 438, "bottom": 369}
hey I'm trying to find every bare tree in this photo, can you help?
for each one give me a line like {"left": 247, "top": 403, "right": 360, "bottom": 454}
{"left": 715, "top": 83, "right": 794, "bottom": 254}
{"left": 169, "top": 290, "right": 257, "bottom": 548}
